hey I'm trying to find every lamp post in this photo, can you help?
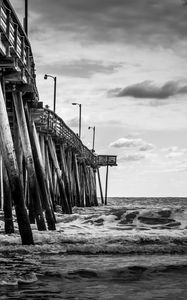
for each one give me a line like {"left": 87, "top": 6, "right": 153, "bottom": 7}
{"left": 72, "top": 102, "right": 82, "bottom": 139}
{"left": 88, "top": 126, "right": 95, "bottom": 152}
{"left": 44, "top": 74, "right": 57, "bottom": 113}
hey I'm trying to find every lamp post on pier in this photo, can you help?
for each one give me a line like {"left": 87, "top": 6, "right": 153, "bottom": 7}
{"left": 24, "top": 0, "right": 28, "bottom": 35}
{"left": 44, "top": 74, "right": 57, "bottom": 113}
{"left": 88, "top": 126, "right": 95, "bottom": 152}
{"left": 72, "top": 102, "right": 82, "bottom": 139}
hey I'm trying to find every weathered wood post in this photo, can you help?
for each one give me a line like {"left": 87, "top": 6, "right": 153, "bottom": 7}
{"left": 92, "top": 168, "right": 98, "bottom": 206}
{"left": 3, "top": 167, "right": 14, "bottom": 234}
{"left": 97, "top": 167, "right": 104, "bottom": 205}
{"left": 45, "top": 142, "right": 55, "bottom": 209}
{"left": 82, "top": 162, "right": 91, "bottom": 207}
{"left": 47, "top": 136, "right": 72, "bottom": 213}
{"left": 25, "top": 106, "right": 56, "bottom": 230}
{"left": 66, "top": 149, "right": 74, "bottom": 207}
{"left": 0, "top": 153, "right": 3, "bottom": 210}
{"left": 72, "top": 153, "right": 81, "bottom": 207}
{"left": 32, "top": 122, "right": 56, "bottom": 229}
{"left": 0, "top": 83, "right": 34, "bottom": 245}
{"left": 12, "top": 91, "right": 46, "bottom": 231}
{"left": 105, "top": 164, "right": 109, "bottom": 205}
{"left": 78, "top": 163, "right": 85, "bottom": 207}
{"left": 59, "top": 145, "right": 72, "bottom": 208}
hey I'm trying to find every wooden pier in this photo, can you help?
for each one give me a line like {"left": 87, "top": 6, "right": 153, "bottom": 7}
{"left": 0, "top": 0, "right": 117, "bottom": 245}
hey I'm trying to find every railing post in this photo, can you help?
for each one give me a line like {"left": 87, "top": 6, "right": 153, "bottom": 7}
{"left": 47, "top": 110, "right": 50, "bottom": 131}
{"left": 6, "top": 9, "right": 10, "bottom": 38}
{"left": 26, "top": 46, "right": 30, "bottom": 71}
{"left": 6, "top": 9, "right": 11, "bottom": 56}
{"left": 14, "top": 23, "right": 18, "bottom": 53}
{"left": 21, "top": 36, "right": 25, "bottom": 63}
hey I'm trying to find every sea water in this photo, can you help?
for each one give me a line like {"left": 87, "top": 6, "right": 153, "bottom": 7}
{"left": 0, "top": 197, "right": 187, "bottom": 299}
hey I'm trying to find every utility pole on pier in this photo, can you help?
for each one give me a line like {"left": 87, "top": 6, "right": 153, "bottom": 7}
{"left": 88, "top": 126, "right": 96, "bottom": 152}
{"left": 44, "top": 74, "right": 57, "bottom": 113}
{"left": 72, "top": 102, "right": 82, "bottom": 139}
{"left": 24, "top": 0, "right": 28, "bottom": 35}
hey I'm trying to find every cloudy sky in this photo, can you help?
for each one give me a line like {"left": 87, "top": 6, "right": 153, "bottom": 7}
{"left": 12, "top": 0, "right": 187, "bottom": 197}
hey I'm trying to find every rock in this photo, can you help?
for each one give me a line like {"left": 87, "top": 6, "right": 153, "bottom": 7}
{"left": 125, "top": 211, "right": 139, "bottom": 221}
{"left": 165, "top": 221, "right": 181, "bottom": 228}
{"left": 119, "top": 217, "right": 128, "bottom": 225}
{"left": 138, "top": 217, "right": 176, "bottom": 225}
{"left": 157, "top": 209, "right": 172, "bottom": 218}
{"left": 119, "top": 211, "right": 139, "bottom": 224}
{"left": 94, "top": 218, "right": 104, "bottom": 226}
{"left": 83, "top": 220, "right": 94, "bottom": 225}
{"left": 109, "top": 208, "right": 127, "bottom": 220}
{"left": 138, "top": 210, "right": 177, "bottom": 226}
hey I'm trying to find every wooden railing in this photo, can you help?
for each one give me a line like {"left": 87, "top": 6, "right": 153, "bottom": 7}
{"left": 31, "top": 107, "right": 117, "bottom": 167}
{"left": 31, "top": 107, "right": 97, "bottom": 166}
{"left": 0, "top": 0, "right": 38, "bottom": 97}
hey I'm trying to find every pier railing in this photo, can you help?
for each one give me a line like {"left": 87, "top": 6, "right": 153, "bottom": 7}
{"left": 31, "top": 107, "right": 117, "bottom": 168}
{"left": 0, "top": 0, "right": 38, "bottom": 97}
{"left": 31, "top": 107, "right": 97, "bottom": 166}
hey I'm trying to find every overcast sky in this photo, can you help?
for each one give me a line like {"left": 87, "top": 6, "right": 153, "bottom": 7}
{"left": 12, "top": 0, "right": 187, "bottom": 197}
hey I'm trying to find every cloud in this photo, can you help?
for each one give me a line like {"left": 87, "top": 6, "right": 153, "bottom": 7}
{"left": 139, "top": 144, "right": 155, "bottom": 152}
{"left": 163, "top": 146, "right": 187, "bottom": 158}
{"left": 38, "top": 59, "right": 121, "bottom": 78}
{"left": 108, "top": 81, "right": 187, "bottom": 99}
{"left": 119, "top": 153, "right": 145, "bottom": 162}
{"left": 110, "top": 138, "right": 142, "bottom": 148}
{"left": 110, "top": 137, "right": 154, "bottom": 151}
{"left": 12, "top": 0, "right": 187, "bottom": 49}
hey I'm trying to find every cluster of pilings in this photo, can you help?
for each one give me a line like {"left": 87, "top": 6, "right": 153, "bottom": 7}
{"left": 0, "top": 83, "right": 99, "bottom": 245}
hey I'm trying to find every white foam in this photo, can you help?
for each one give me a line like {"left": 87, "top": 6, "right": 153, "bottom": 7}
{"left": 0, "top": 205, "right": 186, "bottom": 254}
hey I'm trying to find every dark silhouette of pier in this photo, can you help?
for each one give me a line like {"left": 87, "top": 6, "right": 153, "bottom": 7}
{"left": 0, "top": 0, "right": 117, "bottom": 244}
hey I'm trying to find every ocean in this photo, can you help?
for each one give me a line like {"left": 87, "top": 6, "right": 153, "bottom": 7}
{"left": 0, "top": 197, "right": 187, "bottom": 299}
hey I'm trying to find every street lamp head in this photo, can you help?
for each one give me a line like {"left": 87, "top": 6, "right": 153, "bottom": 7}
{"left": 44, "top": 74, "right": 48, "bottom": 80}
{"left": 88, "top": 126, "right": 91, "bottom": 130}
{"left": 72, "top": 102, "right": 77, "bottom": 106}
